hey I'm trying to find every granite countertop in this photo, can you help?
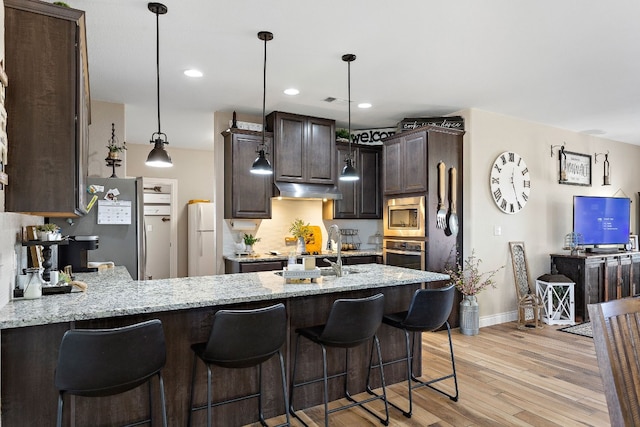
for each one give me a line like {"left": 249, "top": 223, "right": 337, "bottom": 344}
{"left": 224, "top": 250, "right": 381, "bottom": 263}
{"left": 0, "top": 264, "right": 448, "bottom": 329}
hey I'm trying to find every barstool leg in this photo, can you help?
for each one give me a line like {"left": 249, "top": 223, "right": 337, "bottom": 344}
{"left": 277, "top": 350, "right": 291, "bottom": 427}
{"left": 258, "top": 363, "right": 267, "bottom": 427}
{"left": 187, "top": 353, "right": 198, "bottom": 427}
{"left": 374, "top": 335, "right": 390, "bottom": 425}
{"left": 405, "top": 329, "right": 414, "bottom": 417}
{"left": 158, "top": 372, "right": 168, "bottom": 427}
{"left": 206, "top": 364, "right": 213, "bottom": 427}
{"left": 56, "top": 393, "right": 64, "bottom": 427}
{"left": 321, "top": 344, "right": 330, "bottom": 427}
{"left": 288, "top": 335, "right": 301, "bottom": 417}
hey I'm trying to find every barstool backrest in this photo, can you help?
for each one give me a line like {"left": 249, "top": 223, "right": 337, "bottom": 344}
{"left": 203, "top": 303, "right": 286, "bottom": 368}
{"left": 55, "top": 319, "right": 166, "bottom": 397}
{"left": 402, "top": 285, "right": 455, "bottom": 331}
{"left": 319, "top": 293, "right": 385, "bottom": 347}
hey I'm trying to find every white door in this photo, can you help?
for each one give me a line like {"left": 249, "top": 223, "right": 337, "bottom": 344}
{"left": 145, "top": 215, "right": 171, "bottom": 279}
{"left": 143, "top": 178, "right": 178, "bottom": 279}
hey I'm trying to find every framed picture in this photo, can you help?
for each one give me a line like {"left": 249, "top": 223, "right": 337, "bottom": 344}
{"left": 559, "top": 151, "right": 591, "bottom": 186}
{"left": 630, "top": 235, "right": 638, "bottom": 251}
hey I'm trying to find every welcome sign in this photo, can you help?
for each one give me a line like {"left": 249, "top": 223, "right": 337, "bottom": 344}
{"left": 349, "top": 128, "right": 396, "bottom": 145}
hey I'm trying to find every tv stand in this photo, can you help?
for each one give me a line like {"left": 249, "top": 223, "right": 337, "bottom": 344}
{"left": 550, "top": 252, "right": 640, "bottom": 321}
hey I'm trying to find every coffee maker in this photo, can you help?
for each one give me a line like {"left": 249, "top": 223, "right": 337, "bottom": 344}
{"left": 58, "top": 236, "right": 100, "bottom": 273}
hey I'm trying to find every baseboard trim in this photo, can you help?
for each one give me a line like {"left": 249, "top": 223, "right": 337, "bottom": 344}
{"left": 479, "top": 310, "right": 517, "bottom": 328}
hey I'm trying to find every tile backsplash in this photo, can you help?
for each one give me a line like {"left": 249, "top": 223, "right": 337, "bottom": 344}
{"left": 222, "top": 199, "right": 382, "bottom": 256}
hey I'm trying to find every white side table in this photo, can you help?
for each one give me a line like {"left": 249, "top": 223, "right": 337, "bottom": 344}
{"left": 536, "top": 274, "right": 575, "bottom": 325}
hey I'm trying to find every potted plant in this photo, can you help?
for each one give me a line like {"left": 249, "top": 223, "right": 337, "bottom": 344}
{"left": 445, "top": 249, "right": 503, "bottom": 335}
{"left": 107, "top": 140, "right": 127, "bottom": 159}
{"left": 289, "top": 218, "right": 311, "bottom": 254}
{"left": 36, "top": 223, "right": 60, "bottom": 241}
{"left": 336, "top": 128, "right": 350, "bottom": 142}
{"left": 243, "top": 234, "right": 260, "bottom": 253}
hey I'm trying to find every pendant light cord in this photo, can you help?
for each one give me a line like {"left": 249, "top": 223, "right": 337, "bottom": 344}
{"left": 155, "top": 10, "right": 161, "bottom": 135}
{"left": 348, "top": 58, "right": 352, "bottom": 159}
{"left": 262, "top": 35, "right": 267, "bottom": 147}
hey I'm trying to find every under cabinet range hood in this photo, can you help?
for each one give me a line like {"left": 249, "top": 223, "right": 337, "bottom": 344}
{"left": 273, "top": 182, "right": 343, "bottom": 200}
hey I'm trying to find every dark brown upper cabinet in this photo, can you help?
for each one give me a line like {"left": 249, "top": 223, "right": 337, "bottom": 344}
{"left": 324, "top": 142, "right": 381, "bottom": 219}
{"left": 382, "top": 130, "right": 428, "bottom": 195}
{"left": 223, "top": 129, "right": 273, "bottom": 219}
{"left": 5, "top": 0, "right": 90, "bottom": 217}
{"left": 266, "top": 111, "right": 336, "bottom": 185}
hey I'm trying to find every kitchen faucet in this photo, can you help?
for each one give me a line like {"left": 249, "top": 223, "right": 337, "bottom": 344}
{"left": 324, "top": 224, "right": 342, "bottom": 277}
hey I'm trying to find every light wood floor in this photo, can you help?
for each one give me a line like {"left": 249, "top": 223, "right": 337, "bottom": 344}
{"left": 254, "top": 322, "right": 610, "bottom": 427}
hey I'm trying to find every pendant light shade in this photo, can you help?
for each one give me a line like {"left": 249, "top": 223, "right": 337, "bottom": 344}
{"left": 250, "top": 31, "right": 274, "bottom": 175}
{"left": 340, "top": 53, "right": 359, "bottom": 181}
{"left": 145, "top": 2, "right": 172, "bottom": 168}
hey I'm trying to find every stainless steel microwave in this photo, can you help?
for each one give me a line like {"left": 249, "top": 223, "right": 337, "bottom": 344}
{"left": 383, "top": 196, "right": 426, "bottom": 237}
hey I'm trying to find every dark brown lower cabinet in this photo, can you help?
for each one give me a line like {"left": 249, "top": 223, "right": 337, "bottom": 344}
{"left": 550, "top": 252, "right": 640, "bottom": 321}
{"left": 1, "top": 285, "right": 418, "bottom": 426}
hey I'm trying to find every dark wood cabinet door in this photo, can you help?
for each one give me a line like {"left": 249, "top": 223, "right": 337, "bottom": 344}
{"left": 268, "top": 112, "right": 335, "bottom": 184}
{"left": 240, "top": 261, "right": 283, "bottom": 273}
{"left": 357, "top": 145, "right": 381, "bottom": 218}
{"left": 402, "top": 132, "right": 428, "bottom": 194}
{"left": 5, "top": 0, "right": 89, "bottom": 216}
{"left": 382, "top": 137, "right": 403, "bottom": 195}
{"left": 329, "top": 143, "right": 381, "bottom": 219}
{"left": 333, "top": 144, "right": 358, "bottom": 218}
{"left": 271, "top": 112, "right": 305, "bottom": 182}
{"left": 223, "top": 129, "right": 272, "bottom": 219}
{"left": 306, "top": 117, "right": 335, "bottom": 183}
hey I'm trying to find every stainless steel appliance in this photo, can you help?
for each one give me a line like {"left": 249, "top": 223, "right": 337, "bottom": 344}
{"left": 383, "top": 196, "right": 426, "bottom": 237}
{"left": 382, "top": 238, "right": 425, "bottom": 270}
{"left": 53, "top": 177, "right": 145, "bottom": 279}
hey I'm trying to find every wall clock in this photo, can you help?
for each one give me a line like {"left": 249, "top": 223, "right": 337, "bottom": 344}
{"left": 490, "top": 151, "right": 531, "bottom": 214}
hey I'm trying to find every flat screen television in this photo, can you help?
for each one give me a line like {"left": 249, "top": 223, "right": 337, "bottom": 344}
{"left": 573, "top": 196, "right": 631, "bottom": 250}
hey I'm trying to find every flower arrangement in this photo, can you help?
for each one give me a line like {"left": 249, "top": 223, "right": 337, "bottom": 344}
{"left": 243, "top": 234, "right": 260, "bottom": 246}
{"left": 445, "top": 249, "right": 503, "bottom": 296}
{"left": 289, "top": 218, "right": 311, "bottom": 239}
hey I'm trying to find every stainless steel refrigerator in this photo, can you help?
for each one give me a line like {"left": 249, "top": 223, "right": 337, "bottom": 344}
{"left": 53, "top": 177, "right": 145, "bottom": 279}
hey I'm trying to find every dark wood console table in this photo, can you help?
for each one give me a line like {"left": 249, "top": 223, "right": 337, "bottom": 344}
{"left": 550, "top": 252, "right": 640, "bottom": 321}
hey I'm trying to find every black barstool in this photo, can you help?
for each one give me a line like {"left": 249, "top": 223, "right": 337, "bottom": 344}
{"left": 289, "top": 293, "right": 389, "bottom": 427}
{"left": 369, "top": 285, "right": 458, "bottom": 418}
{"left": 54, "top": 319, "right": 167, "bottom": 427}
{"left": 187, "top": 303, "right": 290, "bottom": 427}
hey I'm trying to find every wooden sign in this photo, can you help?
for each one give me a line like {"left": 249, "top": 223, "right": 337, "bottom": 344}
{"left": 398, "top": 116, "right": 465, "bottom": 132}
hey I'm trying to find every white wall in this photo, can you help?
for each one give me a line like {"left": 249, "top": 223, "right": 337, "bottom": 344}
{"left": 460, "top": 108, "right": 640, "bottom": 324}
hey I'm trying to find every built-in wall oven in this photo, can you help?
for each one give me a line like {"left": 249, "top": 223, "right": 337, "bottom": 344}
{"left": 382, "top": 238, "right": 426, "bottom": 270}
{"left": 383, "top": 196, "right": 426, "bottom": 237}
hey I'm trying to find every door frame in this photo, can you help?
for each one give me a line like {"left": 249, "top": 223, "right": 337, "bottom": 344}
{"left": 143, "top": 177, "right": 178, "bottom": 278}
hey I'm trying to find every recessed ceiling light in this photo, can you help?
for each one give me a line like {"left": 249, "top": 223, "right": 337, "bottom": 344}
{"left": 284, "top": 88, "right": 299, "bottom": 96}
{"left": 184, "top": 69, "right": 203, "bottom": 78}
{"left": 358, "top": 102, "right": 372, "bottom": 109}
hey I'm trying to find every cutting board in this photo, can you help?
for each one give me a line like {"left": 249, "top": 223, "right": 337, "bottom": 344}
{"left": 305, "top": 225, "right": 322, "bottom": 253}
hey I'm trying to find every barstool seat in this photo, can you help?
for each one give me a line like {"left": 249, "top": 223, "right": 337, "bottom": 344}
{"left": 187, "top": 303, "right": 290, "bottom": 427}
{"left": 289, "top": 293, "right": 389, "bottom": 427}
{"left": 54, "top": 319, "right": 167, "bottom": 427}
{"left": 369, "top": 285, "right": 458, "bottom": 418}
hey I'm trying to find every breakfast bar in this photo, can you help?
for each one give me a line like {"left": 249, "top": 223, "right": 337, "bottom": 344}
{"left": 0, "top": 265, "right": 448, "bottom": 426}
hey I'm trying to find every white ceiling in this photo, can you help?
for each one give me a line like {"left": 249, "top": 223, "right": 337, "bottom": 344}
{"left": 72, "top": 0, "right": 640, "bottom": 151}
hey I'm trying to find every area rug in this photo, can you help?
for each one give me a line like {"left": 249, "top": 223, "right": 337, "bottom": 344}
{"left": 558, "top": 322, "right": 592, "bottom": 338}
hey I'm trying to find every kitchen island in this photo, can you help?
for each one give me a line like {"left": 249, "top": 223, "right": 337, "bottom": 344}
{"left": 0, "top": 265, "right": 448, "bottom": 426}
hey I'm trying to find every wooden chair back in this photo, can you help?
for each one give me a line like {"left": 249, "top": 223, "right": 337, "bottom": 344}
{"left": 588, "top": 298, "right": 640, "bottom": 427}
{"left": 509, "top": 241, "right": 543, "bottom": 329}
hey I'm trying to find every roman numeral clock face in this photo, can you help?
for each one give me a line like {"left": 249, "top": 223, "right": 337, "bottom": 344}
{"left": 490, "top": 151, "right": 531, "bottom": 214}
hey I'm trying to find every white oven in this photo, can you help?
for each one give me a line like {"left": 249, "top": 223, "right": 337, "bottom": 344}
{"left": 383, "top": 196, "right": 426, "bottom": 238}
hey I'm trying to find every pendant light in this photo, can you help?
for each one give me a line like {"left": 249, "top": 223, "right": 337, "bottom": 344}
{"left": 145, "top": 2, "right": 172, "bottom": 168}
{"left": 250, "top": 31, "right": 274, "bottom": 175}
{"left": 340, "top": 54, "right": 359, "bottom": 181}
